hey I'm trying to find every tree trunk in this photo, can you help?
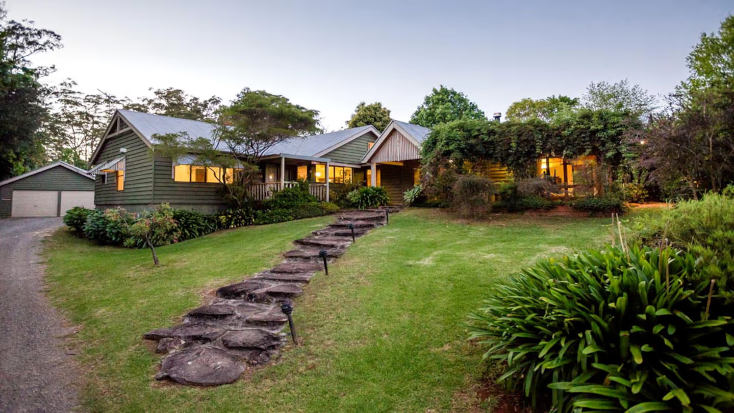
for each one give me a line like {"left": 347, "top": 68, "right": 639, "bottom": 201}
{"left": 145, "top": 234, "right": 160, "bottom": 266}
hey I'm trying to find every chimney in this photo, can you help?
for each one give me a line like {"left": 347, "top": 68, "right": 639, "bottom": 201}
{"left": 493, "top": 112, "right": 501, "bottom": 122}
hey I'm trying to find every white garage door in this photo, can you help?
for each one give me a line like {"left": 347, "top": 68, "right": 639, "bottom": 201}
{"left": 11, "top": 190, "right": 58, "bottom": 217}
{"left": 60, "top": 191, "right": 95, "bottom": 215}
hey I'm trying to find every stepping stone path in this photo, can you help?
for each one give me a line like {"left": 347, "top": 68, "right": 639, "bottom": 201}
{"left": 143, "top": 208, "right": 399, "bottom": 386}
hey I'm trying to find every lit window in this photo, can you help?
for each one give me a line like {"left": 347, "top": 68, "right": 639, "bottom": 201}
{"left": 368, "top": 142, "right": 375, "bottom": 150}
{"left": 413, "top": 168, "right": 420, "bottom": 186}
{"left": 314, "top": 165, "right": 352, "bottom": 183}
{"left": 315, "top": 164, "right": 325, "bottom": 183}
{"left": 297, "top": 166, "right": 308, "bottom": 181}
{"left": 116, "top": 171, "right": 125, "bottom": 191}
{"left": 206, "top": 167, "right": 225, "bottom": 183}
{"left": 191, "top": 166, "right": 206, "bottom": 182}
{"left": 174, "top": 165, "right": 191, "bottom": 182}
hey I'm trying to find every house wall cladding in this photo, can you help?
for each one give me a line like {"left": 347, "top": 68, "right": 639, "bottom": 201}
{"left": 371, "top": 130, "right": 421, "bottom": 163}
{"left": 95, "top": 130, "right": 154, "bottom": 207}
{"left": 0, "top": 166, "right": 94, "bottom": 218}
{"left": 323, "top": 132, "right": 377, "bottom": 164}
{"left": 152, "top": 155, "right": 225, "bottom": 211}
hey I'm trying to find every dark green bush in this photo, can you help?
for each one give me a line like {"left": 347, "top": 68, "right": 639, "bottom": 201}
{"left": 403, "top": 185, "right": 422, "bottom": 206}
{"left": 216, "top": 207, "right": 255, "bottom": 229}
{"left": 346, "top": 186, "right": 389, "bottom": 209}
{"left": 318, "top": 202, "right": 340, "bottom": 214}
{"left": 470, "top": 246, "right": 734, "bottom": 412}
{"left": 268, "top": 184, "right": 317, "bottom": 209}
{"left": 123, "top": 204, "right": 180, "bottom": 248}
{"left": 451, "top": 175, "right": 495, "bottom": 218}
{"left": 494, "top": 183, "right": 554, "bottom": 212}
{"left": 63, "top": 206, "right": 93, "bottom": 234}
{"left": 332, "top": 183, "right": 363, "bottom": 208}
{"left": 254, "top": 208, "right": 293, "bottom": 225}
{"left": 173, "top": 209, "right": 218, "bottom": 241}
{"left": 104, "top": 208, "right": 137, "bottom": 246}
{"left": 571, "top": 196, "right": 627, "bottom": 214}
{"left": 622, "top": 183, "right": 649, "bottom": 203}
{"left": 630, "top": 193, "right": 734, "bottom": 301}
{"left": 83, "top": 209, "right": 111, "bottom": 243}
{"left": 290, "top": 203, "right": 325, "bottom": 219}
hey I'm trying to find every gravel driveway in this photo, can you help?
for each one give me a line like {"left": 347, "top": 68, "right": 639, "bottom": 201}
{"left": 0, "top": 218, "right": 79, "bottom": 412}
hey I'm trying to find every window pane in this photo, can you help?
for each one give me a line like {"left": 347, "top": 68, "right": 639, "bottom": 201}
{"left": 116, "top": 171, "right": 124, "bottom": 191}
{"left": 413, "top": 168, "right": 420, "bottom": 185}
{"left": 174, "top": 165, "right": 191, "bottom": 182}
{"left": 207, "top": 167, "right": 224, "bottom": 183}
{"left": 315, "top": 164, "right": 325, "bottom": 183}
{"left": 224, "top": 168, "right": 234, "bottom": 184}
{"left": 297, "top": 166, "right": 308, "bottom": 181}
{"left": 191, "top": 166, "right": 206, "bottom": 182}
{"left": 344, "top": 167, "right": 353, "bottom": 183}
{"left": 328, "top": 166, "right": 335, "bottom": 183}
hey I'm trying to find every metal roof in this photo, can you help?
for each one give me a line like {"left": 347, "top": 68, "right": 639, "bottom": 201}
{"left": 0, "top": 161, "right": 93, "bottom": 188}
{"left": 117, "top": 110, "right": 376, "bottom": 157}
{"left": 393, "top": 120, "right": 432, "bottom": 143}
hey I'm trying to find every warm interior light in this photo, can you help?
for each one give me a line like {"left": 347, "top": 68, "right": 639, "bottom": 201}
{"left": 541, "top": 163, "right": 547, "bottom": 169}
{"left": 268, "top": 174, "right": 274, "bottom": 180}
{"left": 640, "top": 140, "right": 647, "bottom": 145}
{"left": 315, "top": 172, "right": 322, "bottom": 177}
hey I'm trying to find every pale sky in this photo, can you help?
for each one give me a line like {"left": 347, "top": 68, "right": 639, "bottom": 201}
{"left": 8, "top": 0, "right": 734, "bottom": 131}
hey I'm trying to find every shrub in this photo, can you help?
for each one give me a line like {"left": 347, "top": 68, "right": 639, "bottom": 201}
{"left": 403, "top": 185, "right": 422, "bottom": 206}
{"left": 216, "top": 207, "right": 255, "bottom": 229}
{"left": 571, "top": 196, "right": 627, "bottom": 214}
{"left": 622, "top": 183, "right": 649, "bottom": 203}
{"left": 254, "top": 208, "right": 293, "bottom": 225}
{"left": 629, "top": 192, "right": 734, "bottom": 300}
{"left": 318, "top": 202, "right": 340, "bottom": 214}
{"left": 104, "top": 208, "right": 137, "bottom": 246}
{"left": 290, "top": 203, "right": 325, "bottom": 220}
{"left": 173, "top": 209, "right": 218, "bottom": 241}
{"left": 83, "top": 209, "right": 111, "bottom": 243}
{"left": 451, "top": 175, "right": 495, "bottom": 218}
{"left": 516, "top": 177, "right": 558, "bottom": 199}
{"left": 332, "top": 183, "right": 363, "bottom": 208}
{"left": 63, "top": 206, "right": 92, "bottom": 234}
{"left": 470, "top": 246, "right": 734, "bottom": 412}
{"left": 268, "top": 184, "right": 317, "bottom": 209}
{"left": 123, "top": 204, "right": 180, "bottom": 248}
{"left": 493, "top": 182, "right": 554, "bottom": 212}
{"left": 346, "top": 186, "right": 389, "bottom": 209}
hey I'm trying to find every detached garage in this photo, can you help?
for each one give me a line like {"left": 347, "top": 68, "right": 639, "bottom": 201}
{"left": 0, "top": 162, "right": 95, "bottom": 218}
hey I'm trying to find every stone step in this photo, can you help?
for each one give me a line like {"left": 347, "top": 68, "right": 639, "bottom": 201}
{"left": 295, "top": 237, "right": 352, "bottom": 248}
{"left": 313, "top": 228, "right": 369, "bottom": 237}
{"left": 254, "top": 271, "right": 313, "bottom": 283}
{"left": 338, "top": 213, "right": 385, "bottom": 222}
{"left": 330, "top": 220, "right": 379, "bottom": 228}
{"left": 220, "top": 329, "right": 284, "bottom": 350}
{"left": 216, "top": 280, "right": 271, "bottom": 299}
{"left": 270, "top": 261, "right": 323, "bottom": 274}
{"left": 249, "top": 283, "right": 304, "bottom": 301}
{"left": 144, "top": 323, "right": 225, "bottom": 342}
{"left": 245, "top": 312, "right": 289, "bottom": 327}
{"left": 283, "top": 248, "right": 345, "bottom": 259}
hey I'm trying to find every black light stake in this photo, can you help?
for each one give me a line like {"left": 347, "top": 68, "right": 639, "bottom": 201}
{"left": 280, "top": 302, "right": 298, "bottom": 345}
{"left": 319, "top": 249, "right": 328, "bottom": 275}
{"left": 348, "top": 223, "right": 355, "bottom": 242}
{"left": 385, "top": 209, "right": 389, "bottom": 225}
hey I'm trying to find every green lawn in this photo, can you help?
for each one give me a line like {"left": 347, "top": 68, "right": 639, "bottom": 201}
{"left": 44, "top": 209, "right": 615, "bottom": 412}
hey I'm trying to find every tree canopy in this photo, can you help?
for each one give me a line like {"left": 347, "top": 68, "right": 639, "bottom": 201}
{"left": 505, "top": 95, "right": 579, "bottom": 122}
{"left": 582, "top": 79, "right": 656, "bottom": 116}
{"left": 346, "top": 101, "right": 391, "bottom": 132}
{"left": 124, "top": 87, "right": 221, "bottom": 121}
{"left": 410, "top": 85, "right": 486, "bottom": 128}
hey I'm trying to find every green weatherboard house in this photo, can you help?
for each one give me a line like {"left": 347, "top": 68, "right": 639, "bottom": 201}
{"left": 89, "top": 110, "right": 430, "bottom": 212}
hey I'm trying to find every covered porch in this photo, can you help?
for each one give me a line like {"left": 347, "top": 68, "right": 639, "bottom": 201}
{"left": 249, "top": 153, "right": 369, "bottom": 202}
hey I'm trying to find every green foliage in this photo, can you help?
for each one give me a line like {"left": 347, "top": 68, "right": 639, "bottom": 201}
{"left": 623, "top": 183, "right": 649, "bottom": 203}
{"left": 104, "top": 208, "right": 137, "bottom": 246}
{"left": 332, "top": 182, "right": 363, "bottom": 208}
{"left": 450, "top": 175, "right": 494, "bottom": 218}
{"left": 469, "top": 246, "right": 734, "bottom": 412}
{"left": 346, "top": 186, "right": 389, "bottom": 209}
{"left": 268, "top": 184, "right": 317, "bottom": 209}
{"left": 516, "top": 177, "right": 559, "bottom": 199}
{"left": 83, "top": 209, "right": 112, "bottom": 243}
{"left": 403, "top": 185, "right": 422, "bottom": 206}
{"left": 173, "top": 209, "right": 218, "bottom": 241}
{"left": 290, "top": 203, "right": 325, "bottom": 220}
{"left": 63, "top": 206, "right": 92, "bottom": 234}
{"left": 505, "top": 95, "right": 579, "bottom": 122}
{"left": 493, "top": 182, "right": 554, "bottom": 212}
{"left": 254, "top": 208, "right": 294, "bottom": 225}
{"left": 123, "top": 204, "right": 181, "bottom": 249}
{"left": 410, "top": 85, "right": 486, "bottom": 128}
{"left": 629, "top": 193, "right": 734, "bottom": 300}
{"left": 571, "top": 196, "right": 627, "bottom": 214}
{"left": 582, "top": 79, "right": 656, "bottom": 116}
{"left": 215, "top": 207, "right": 255, "bottom": 229}
{"left": 346, "top": 101, "right": 391, "bottom": 132}
{"left": 318, "top": 202, "right": 340, "bottom": 214}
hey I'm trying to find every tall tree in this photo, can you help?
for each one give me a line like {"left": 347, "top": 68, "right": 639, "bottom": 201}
{"left": 505, "top": 95, "right": 579, "bottom": 122}
{"left": 124, "top": 87, "right": 221, "bottom": 121}
{"left": 582, "top": 79, "right": 656, "bottom": 116}
{"left": 0, "top": 4, "right": 61, "bottom": 179}
{"left": 682, "top": 15, "right": 734, "bottom": 93}
{"left": 154, "top": 88, "right": 321, "bottom": 207}
{"left": 410, "top": 85, "right": 486, "bottom": 128}
{"left": 346, "top": 101, "right": 391, "bottom": 132}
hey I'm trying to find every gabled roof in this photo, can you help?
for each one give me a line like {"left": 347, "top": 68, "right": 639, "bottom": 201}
{"left": 0, "top": 161, "right": 93, "bottom": 188}
{"left": 361, "top": 120, "right": 432, "bottom": 163}
{"left": 263, "top": 125, "right": 379, "bottom": 158}
{"left": 90, "top": 110, "right": 380, "bottom": 164}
